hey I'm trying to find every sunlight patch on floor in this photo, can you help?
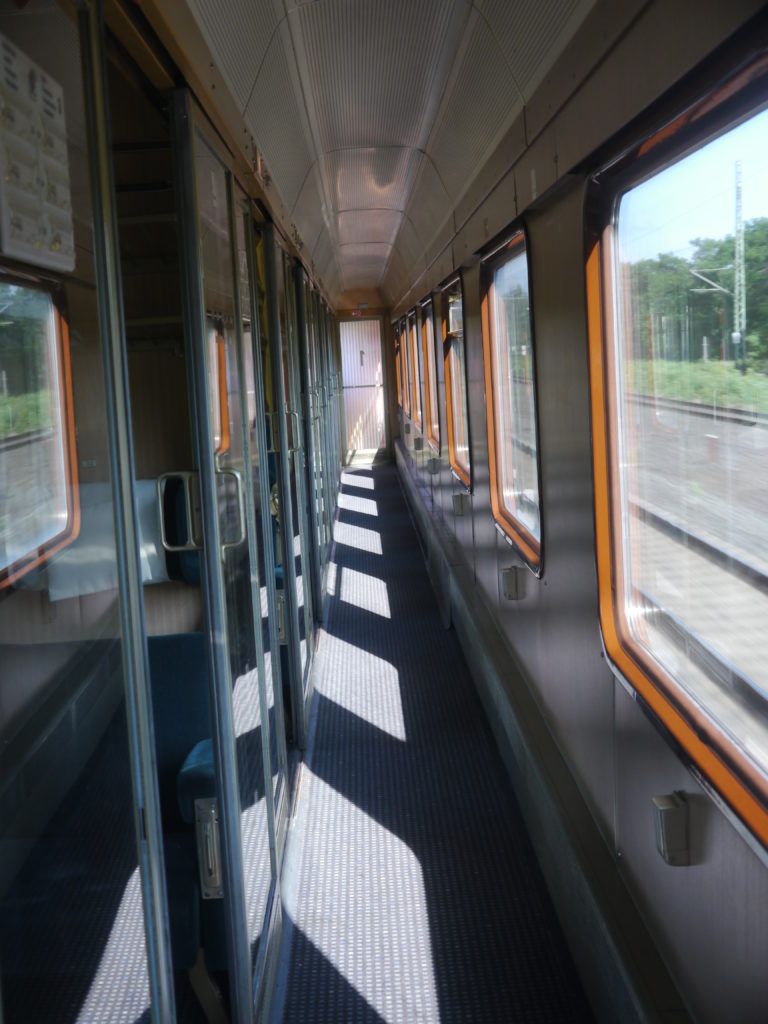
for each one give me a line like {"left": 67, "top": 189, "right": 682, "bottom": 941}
{"left": 296, "top": 768, "right": 438, "bottom": 1023}
{"left": 76, "top": 868, "right": 150, "bottom": 1022}
{"left": 341, "top": 471, "right": 374, "bottom": 490}
{"left": 333, "top": 520, "right": 383, "bottom": 555}
{"left": 338, "top": 492, "right": 378, "bottom": 518}
{"left": 318, "top": 633, "right": 405, "bottom": 741}
{"left": 339, "top": 566, "right": 391, "bottom": 619}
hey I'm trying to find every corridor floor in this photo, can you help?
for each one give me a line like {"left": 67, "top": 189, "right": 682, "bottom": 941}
{"left": 273, "top": 462, "right": 593, "bottom": 1023}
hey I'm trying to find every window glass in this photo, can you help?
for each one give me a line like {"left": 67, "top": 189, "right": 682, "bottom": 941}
{"left": 0, "top": 284, "right": 77, "bottom": 581}
{"left": 485, "top": 237, "right": 541, "bottom": 564}
{"left": 444, "top": 284, "right": 470, "bottom": 483}
{"left": 408, "top": 313, "right": 421, "bottom": 429}
{"left": 422, "top": 301, "right": 439, "bottom": 448}
{"left": 393, "top": 322, "right": 402, "bottom": 407}
{"left": 0, "top": 14, "right": 153, "bottom": 1019}
{"left": 609, "top": 104, "right": 768, "bottom": 785}
{"left": 193, "top": 128, "right": 272, "bottom": 969}
{"left": 401, "top": 319, "right": 411, "bottom": 416}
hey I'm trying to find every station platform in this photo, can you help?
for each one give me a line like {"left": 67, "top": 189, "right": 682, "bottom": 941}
{"left": 272, "top": 462, "right": 593, "bottom": 1023}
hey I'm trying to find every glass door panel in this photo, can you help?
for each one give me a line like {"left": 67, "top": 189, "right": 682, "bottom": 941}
{"left": 191, "top": 126, "right": 273, "bottom": 983}
{"left": 0, "top": 9, "right": 156, "bottom": 1021}
{"left": 283, "top": 258, "right": 316, "bottom": 688}
{"left": 235, "top": 201, "right": 288, "bottom": 826}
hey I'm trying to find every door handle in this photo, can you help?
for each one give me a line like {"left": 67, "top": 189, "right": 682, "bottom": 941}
{"left": 217, "top": 468, "right": 245, "bottom": 553}
{"left": 288, "top": 410, "right": 301, "bottom": 454}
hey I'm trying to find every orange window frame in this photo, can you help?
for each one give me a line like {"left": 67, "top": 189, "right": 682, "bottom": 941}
{"left": 0, "top": 285, "right": 80, "bottom": 590}
{"left": 207, "top": 319, "right": 231, "bottom": 456}
{"left": 421, "top": 300, "right": 439, "bottom": 450}
{"left": 480, "top": 231, "right": 541, "bottom": 573}
{"left": 442, "top": 280, "right": 470, "bottom": 488}
{"left": 401, "top": 319, "right": 411, "bottom": 417}
{"left": 393, "top": 323, "right": 402, "bottom": 407}
{"left": 408, "top": 312, "right": 421, "bottom": 430}
{"left": 587, "top": 54, "right": 768, "bottom": 847}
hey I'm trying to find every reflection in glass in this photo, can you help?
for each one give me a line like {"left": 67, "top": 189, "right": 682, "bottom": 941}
{"left": 0, "top": 10, "right": 152, "bottom": 1021}
{"left": 613, "top": 105, "right": 768, "bottom": 774}
{"left": 446, "top": 288, "right": 470, "bottom": 478}
{"left": 0, "top": 285, "right": 75, "bottom": 576}
{"left": 194, "top": 130, "right": 271, "bottom": 965}
{"left": 423, "top": 303, "right": 439, "bottom": 448}
{"left": 409, "top": 315, "right": 421, "bottom": 428}
{"left": 490, "top": 246, "right": 540, "bottom": 541}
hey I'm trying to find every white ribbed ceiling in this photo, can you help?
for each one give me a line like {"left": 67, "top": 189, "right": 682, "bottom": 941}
{"left": 188, "top": 0, "right": 595, "bottom": 306}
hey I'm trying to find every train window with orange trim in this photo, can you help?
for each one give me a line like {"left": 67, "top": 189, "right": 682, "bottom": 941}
{"left": 408, "top": 311, "right": 422, "bottom": 430}
{"left": 481, "top": 232, "right": 541, "bottom": 571}
{"left": 206, "top": 316, "right": 230, "bottom": 456}
{"left": 588, "top": 81, "right": 768, "bottom": 842}
{"left": 393, "top": 321, "right": 403, "bottom": 407}
{"left": 0, "top": 280, "right": 79, "bottom": 588}
{"left": 421, "top": 299, "right": 439, "bottom": 450}
{"left": 443, "top": 279, "right": 470, "bottom": 486}
{"left": 401, "top": 318, "right": 411, "bottom": 417}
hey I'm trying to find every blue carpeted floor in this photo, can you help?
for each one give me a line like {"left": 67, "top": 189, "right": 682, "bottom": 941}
{"left": 276, "top": 462, "right": 593, "bottom": 1023}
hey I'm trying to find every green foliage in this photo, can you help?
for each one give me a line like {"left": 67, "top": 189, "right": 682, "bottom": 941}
{"left": 624, "top": 217, "right": 768, "bottom": 366}
{"left": 626, "top": 359, "right": 768, "bottom": 413}
{"left": 0, "top": 390, "right": 53, "bottom": 439}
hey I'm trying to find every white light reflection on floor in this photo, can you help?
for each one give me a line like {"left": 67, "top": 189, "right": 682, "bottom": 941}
{"left": 76, "top": 867, "right": 150, "bottom": 1023}
{"left": 340, "top": 471, "right": 374, "bottom": 490}
{"left": 338, "top": 492, "right": 378, "bottom": 517}
{"left": 295, "top": 768, "right": 439, "bottom": 1023}
{"left": 340, "top": 566, "right": 391, "bottom": 619}
{"left": 333, "top": 520, "right": 383, "bottom": 555}
{"left": 319, "top": 631, "right": 404, "bottom": 741}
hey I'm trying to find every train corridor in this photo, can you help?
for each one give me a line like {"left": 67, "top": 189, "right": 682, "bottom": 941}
{"left": 271, "top": 462, "right": 593, "bottom": 1023}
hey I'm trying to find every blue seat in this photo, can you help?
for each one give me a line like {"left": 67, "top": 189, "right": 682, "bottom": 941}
{"left": 147, "top": 632, "right": 224, "bottom": 973}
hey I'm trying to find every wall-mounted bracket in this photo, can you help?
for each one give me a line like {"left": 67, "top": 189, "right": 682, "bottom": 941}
{"left": 652, "top": 791, "right": 689, "bottom": 866}
{"left": 452, "top": 491, "right": 471, "bottom": 516}
{"left": 500, "top": 563, "right": 527, "bottom": 601}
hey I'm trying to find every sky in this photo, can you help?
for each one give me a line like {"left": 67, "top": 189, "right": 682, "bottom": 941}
{"left": 618, "top": 105, "right": 768, "bottom": 264}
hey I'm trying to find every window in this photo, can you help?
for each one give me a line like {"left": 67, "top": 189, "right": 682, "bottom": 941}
{"left": 0, "top": 281, "right": 79, "bottom": 588}
{"left": 401, "top": 318, "right": 411, "bottom": 417}
{"left": 393, "top": 321, "right": 402, "bottom": 407}
{"left": 588, "top": 76, "right": 768, "bottom": 844}
{"left": 421, "top": 300, "right": 439, "bottom": 449}
{"left": 481, "top": 233, "right": 541, "bottom": 571}
{"left": 206, "top": 316, "right": 230, "bottom": 456}
{"left": 443, "top": 279, "right": 470, "bottom": 486}
{"left": 408, "top": 312, "right": 422, "bottom": 429}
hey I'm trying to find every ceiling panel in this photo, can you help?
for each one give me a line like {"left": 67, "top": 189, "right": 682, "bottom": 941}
{"left": 244, "top": 35, "right": 313, "bottom": 212}
{"left": 392, "top": 216, "right": 424, "bottom": 273}
{"left": 339, "top": 242, "right": 392, "bottom": 263}
{"left": 322, "top": 146, "right": 422, "bottom": 214}
{"left": 291, "top": 165, "right": 332, "bottom": 256}
{"left": 189, "top": 0, "right": 279, "bottom": 111}
{"left": 293, "top": 0, "right": 468, "bottom": 152}
{"left": 477, "top": 0, "right": 596, "bottom": 100}
{"left": 403, "top": 154, "right": 452, "bottom": 248}
{"left": 338, "top": 210, "right": 402, "bottom": 247}
{"left": 427, "top": 17, "right": 523, "bottom": 204}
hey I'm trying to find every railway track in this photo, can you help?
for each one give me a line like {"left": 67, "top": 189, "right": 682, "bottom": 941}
{"left": 634, "top": 499, "right": 768, "bottom": 595}
{"left": 628, "top": 391, "right": 768, "bottom": 429}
